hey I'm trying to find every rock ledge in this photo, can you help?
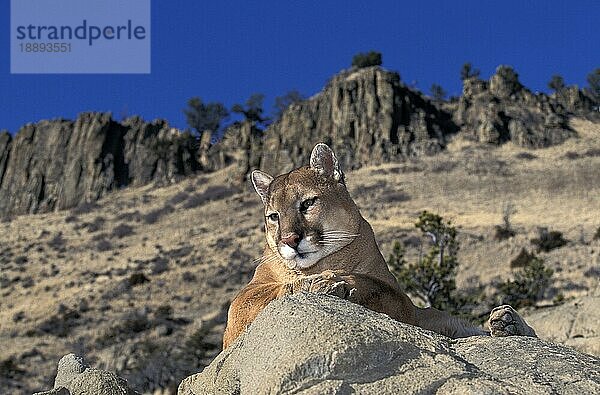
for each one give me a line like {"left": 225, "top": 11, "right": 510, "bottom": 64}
{"left": 179, "top": 293, "right": 600, "bottom": 395}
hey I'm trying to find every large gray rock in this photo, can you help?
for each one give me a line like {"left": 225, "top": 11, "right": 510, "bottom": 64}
{"left": 34, "top": 353, "right": 139, "bottom": 395}
{"left": 179, "top": 293, "right": 600, "bottom": 394}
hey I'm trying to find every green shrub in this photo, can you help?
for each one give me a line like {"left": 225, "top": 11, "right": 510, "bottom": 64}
{"left": 510, "top": 248, "right": 536, "bottom": 268}
{"left": 388, "top": 211, "right": 459, "bottom": 311}
{"left": 586, "top": 68, "right": 600, "bottom": 104}
{"left": 531, "top": 227, "right": 568, "bottom": 252}
{"left": 494, "top": 226, "right": 516, "bottom": 241}
{"left": 494, "top": 65, "right": 522, "bottom": 96}
{"left": 273, "top": 90, "right": 305, "bottom": 120}
{"left": 185, "top": 326, "right": 220, "bottom": 357}
{"left": 497, "top": 255, "right": 553, "bottom": 309}
{"left": 460, "top": 62, "right": 480, "bottom": 80}
{"left": 183, "top": 97, "right": 229, "bottom": 137}
{"left": 0, "top": 357, "right": 24, "bottom": 379}
{"left": 548, "top": 74, "right": 566, "bottom": 93}
{"left": 155, "top": 304, "right": 173, "bottom": 320}
{"left": 593, "top": 226, "right": 600, "bottom": 241}
{"left": 232, "top": 93, "right": 267, "bottom": 124}
{"left": 496, "top": 65, "right": 520, "bottom": 85}
{"left": 111, "top": 223, "right": 134, "bottom": 239}
{"left": 351, "top": 51, "right": 382, "bottom": 68}
{"left": 128, "top": 272, "right": 150, "bottom": 286}
{"left": 430, "top": 84, "right": 447, "bottom": 101}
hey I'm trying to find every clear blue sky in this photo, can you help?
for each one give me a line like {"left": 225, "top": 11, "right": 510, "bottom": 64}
{"left": 1, "top": 1, "right": 599, "bottom": 133}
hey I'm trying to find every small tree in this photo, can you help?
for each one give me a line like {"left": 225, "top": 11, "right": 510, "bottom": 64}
{"left": 183, "top": 97, "right": 229, "bottom": 137}
{"left": 496, "top": 65, "right": 519, "bottom": 84}
{"left": 586, "top": 68, "right": 600, "bottom": 104}
{"left": 430, "top": 84, "right": 447, "bottom": 101}
{"left": 388, "top": 211, "right": 459, "bottom": 310}
{"left": 494, "top": 202, "right": 517, "bottom": 240}
{"left": 273, "top": 90, "right": 305, "bottom": 120}
{"left": 351, "top": 51, "right": 383, "bottom": 68}
{"left": 548, "top": 74, "right": 566, "bottom": 93}
{"left": 232, "top": 93, "right": 268, "bottom": 124}
{"left": 460, "top": 62, "right": 480, "bottom": 80}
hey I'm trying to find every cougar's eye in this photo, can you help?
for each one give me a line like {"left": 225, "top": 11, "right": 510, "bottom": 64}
{"left": 300, "top": 197, "right": 317, "bottom": 213}
{"left": 267, "top": 212, "right": 279, "bottom": 222}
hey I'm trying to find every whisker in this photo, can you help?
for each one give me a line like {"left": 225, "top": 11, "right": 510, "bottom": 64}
{"left": 253, "top": 254, "right": 278, "bottom": 265}
{"left": 322, "top": 230, "right": 358, "bottom": 233}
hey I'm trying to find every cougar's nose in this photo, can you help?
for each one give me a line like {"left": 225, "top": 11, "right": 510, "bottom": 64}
{"left": 281, "top": 232, "right": 300, "bottom": 249}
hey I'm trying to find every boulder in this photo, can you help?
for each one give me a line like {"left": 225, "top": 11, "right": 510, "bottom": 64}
{"left": 523, "top": 296, "right": 600, "bottom": 357}
{"left": 34, "top": 353, "right": 139, "bottom": 395}
{"left": 179, "top": 293, "right": 600, "bottom": 394}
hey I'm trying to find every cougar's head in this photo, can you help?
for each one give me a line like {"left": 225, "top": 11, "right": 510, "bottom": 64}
{"left": 252, "top": 143, "right": 361, "bottom": 270}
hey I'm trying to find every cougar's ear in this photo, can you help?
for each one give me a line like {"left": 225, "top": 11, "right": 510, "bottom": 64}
{"left": 310, "top": 143, "right": 344, "bottom": 183}
{"left": 251, "top": 170, "right": 274, "bottom": 206}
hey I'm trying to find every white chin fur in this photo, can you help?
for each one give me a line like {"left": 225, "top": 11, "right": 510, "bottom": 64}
{"left": 279, "top": 244, "right": 298, "bottom": 260}
{"left": 279, "top": 239, "right": 322, "bottom": 269}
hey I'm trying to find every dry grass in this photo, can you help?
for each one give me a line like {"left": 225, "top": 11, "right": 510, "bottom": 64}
{"left": 0, "top": 118, "right": 599, "bottom": 393}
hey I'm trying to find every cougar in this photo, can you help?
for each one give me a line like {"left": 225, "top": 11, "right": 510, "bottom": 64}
{"left": 223, "top": 143, "right": 536, "bottom": 348}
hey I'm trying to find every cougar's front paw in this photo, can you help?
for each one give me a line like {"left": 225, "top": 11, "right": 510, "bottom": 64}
{"left": 301, "top": 271, "right": 355, "bottom": 300}
{"left": 488, "top": 305, "right": 536, "bottom": 337}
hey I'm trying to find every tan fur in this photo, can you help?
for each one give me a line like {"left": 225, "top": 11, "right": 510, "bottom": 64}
{"left": 223, "top": 144, "right": 533, "bottom": 349}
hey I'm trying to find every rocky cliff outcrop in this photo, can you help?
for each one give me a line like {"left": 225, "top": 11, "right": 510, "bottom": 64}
{"left": 0, "top": 113, "right": 199, "bottom": 216}
{"left": 552, "top": 85, "right": 598, "bottom": 116}
{"left": 454, "top": 65, "right": 575, "bottom": 148}
{"left": 202, "top": 121, "right": 263, "bottom": 183}
{"left": 259, "top": 67, "right": 457, "bottom": 175}
{"left": 0, "top": 131, "right": 11, "bottom": 192}
{"left": 179, "top": 293, "right": 600, "bottom": 395}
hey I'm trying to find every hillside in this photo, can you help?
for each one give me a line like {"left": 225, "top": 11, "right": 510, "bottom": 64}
{"left": 1, "top": 66, "right": 596, "bottom": 218}
{"left": 1, "top": 117, "right": 599, "bottom": 394}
